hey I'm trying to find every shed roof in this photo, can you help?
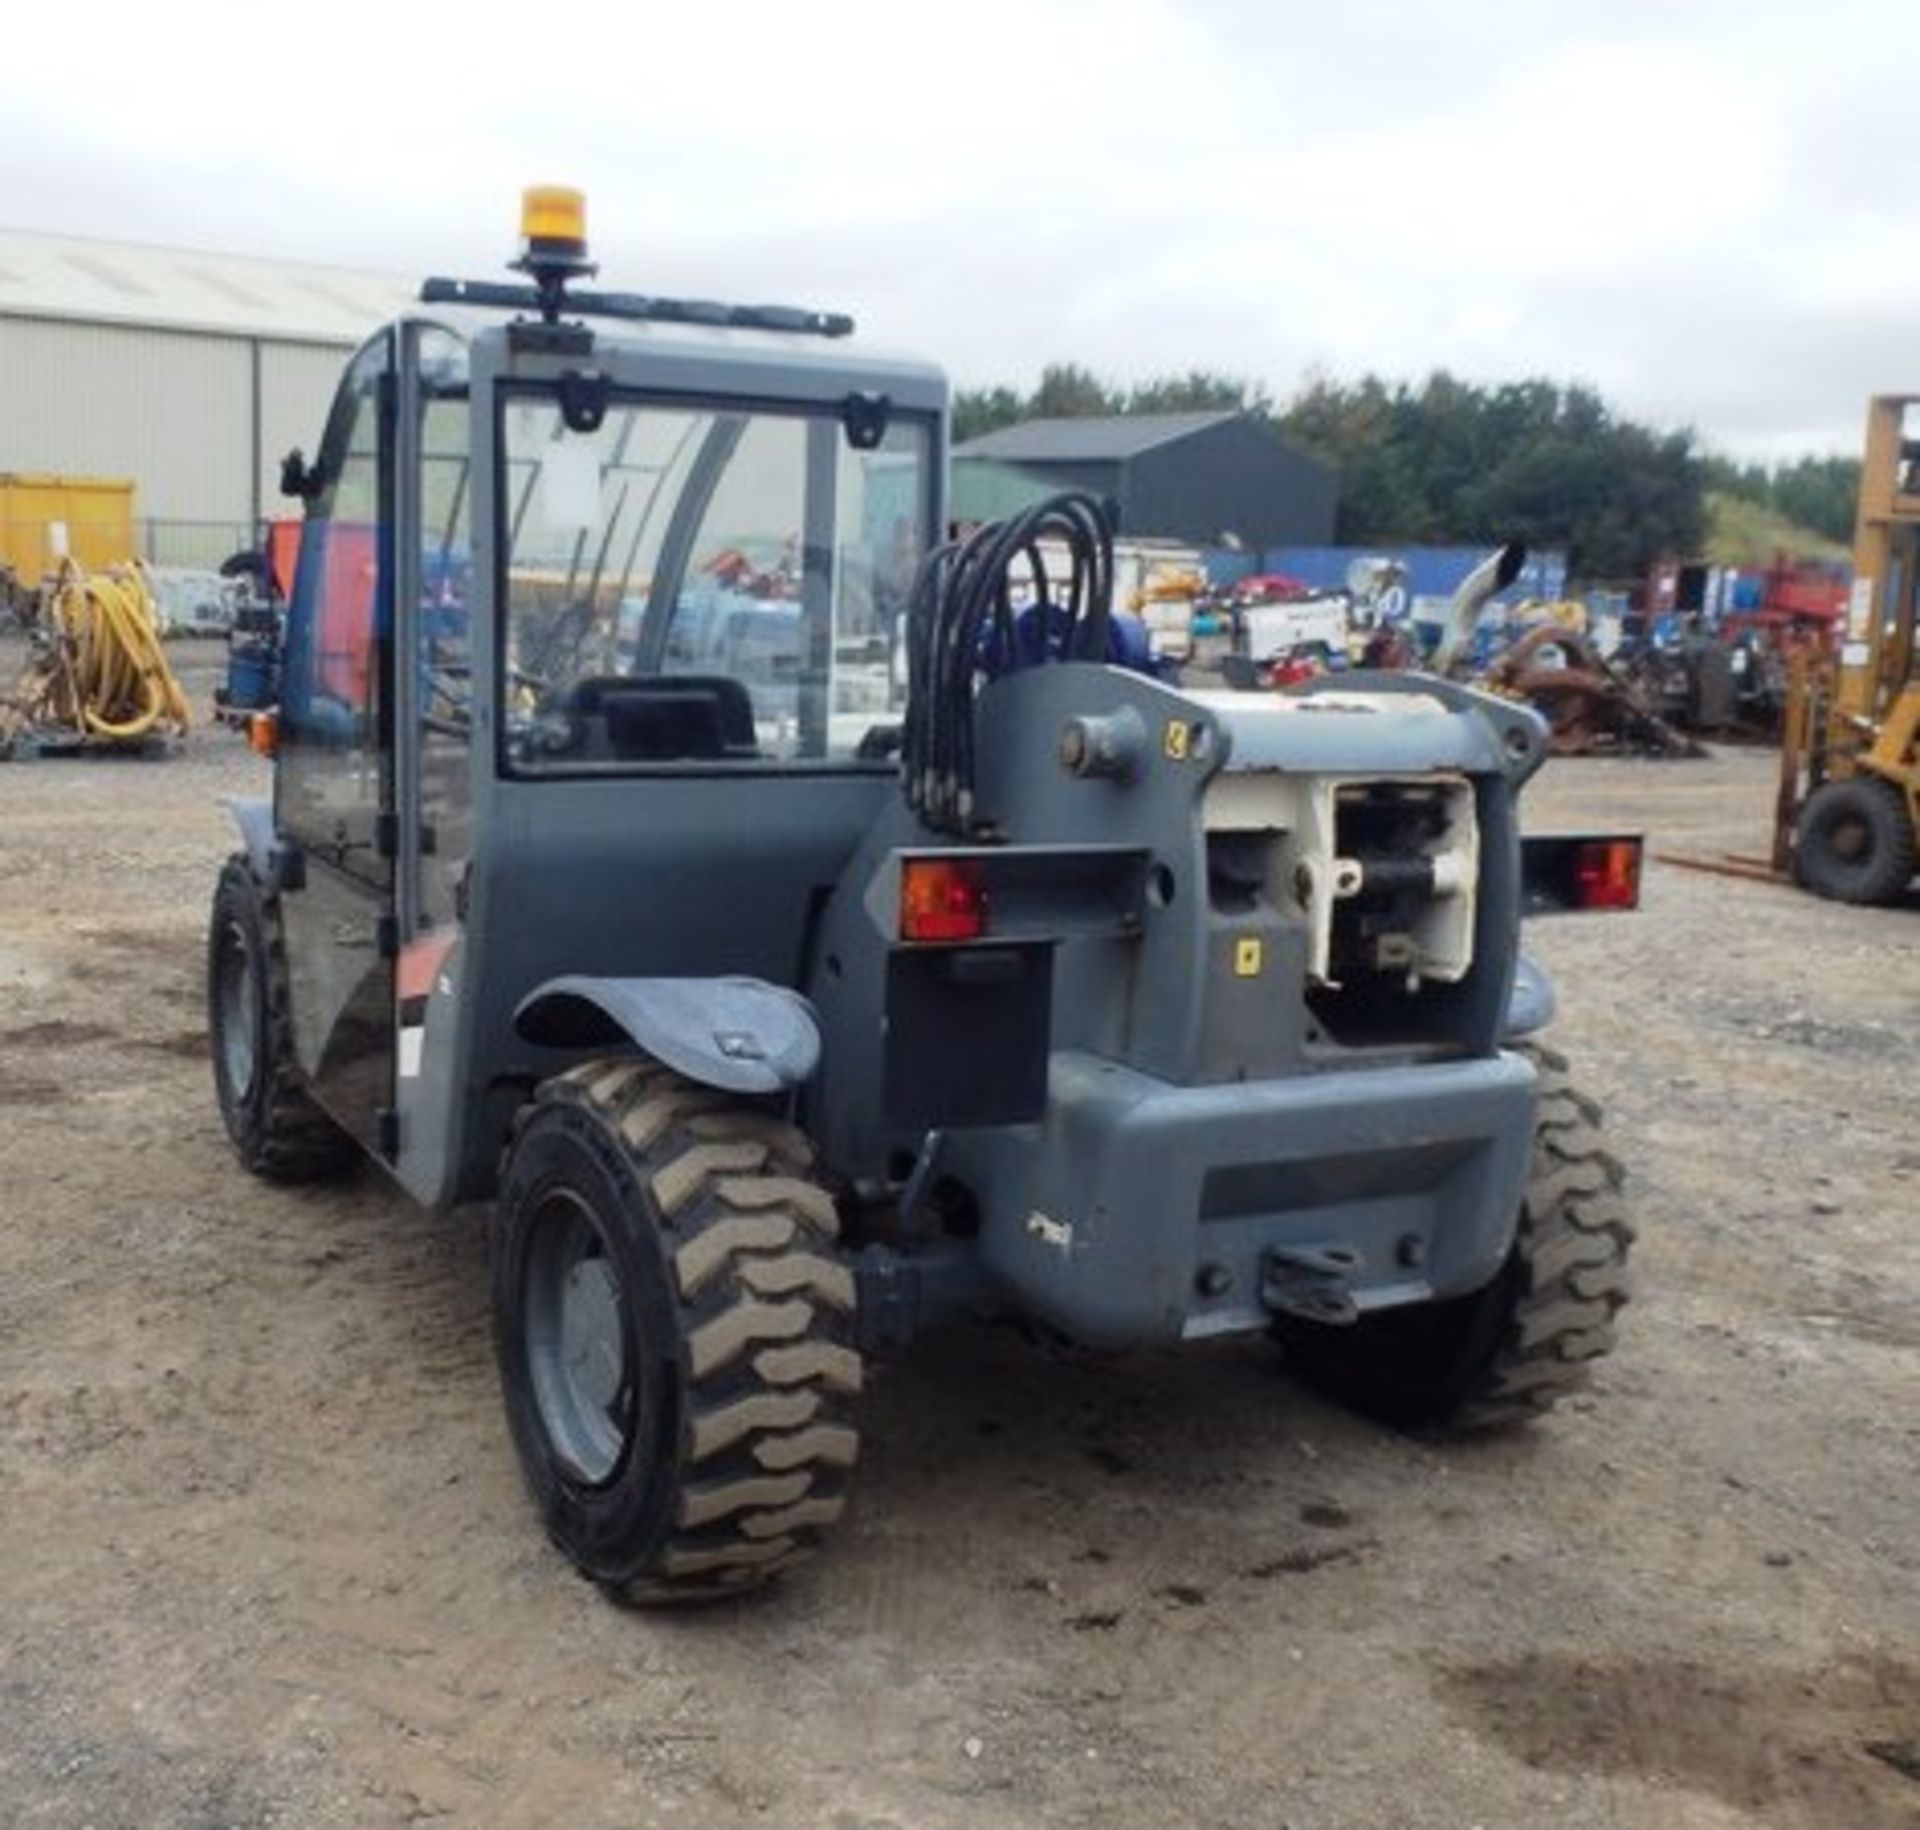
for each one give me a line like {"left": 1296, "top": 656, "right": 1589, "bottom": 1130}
{"left": 953, "top": 410, "right": 1247, "bottom": 463}
{"left": 0, "top": 228, "right": 418, "bottom": 346}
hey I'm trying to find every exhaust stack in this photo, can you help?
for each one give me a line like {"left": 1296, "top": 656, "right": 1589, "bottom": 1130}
{"left": 1431, "top": 541, "right": 1526, "bottom": 677}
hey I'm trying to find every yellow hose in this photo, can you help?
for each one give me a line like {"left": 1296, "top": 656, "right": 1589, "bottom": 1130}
{"left": 31, "top": 558, "right": 192, "bottom": 742}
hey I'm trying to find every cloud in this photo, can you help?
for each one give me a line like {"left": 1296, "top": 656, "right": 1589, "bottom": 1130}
{"left": 2, "top": 0, "right": 1915, "bottom": 457}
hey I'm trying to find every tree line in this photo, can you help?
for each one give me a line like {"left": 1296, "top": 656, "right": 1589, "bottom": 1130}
{"left": 1699, "top": 453, "right": 1857, "bottom": 546}
{"left": 955, "top": 365, "right": 1853, "bottom": 578}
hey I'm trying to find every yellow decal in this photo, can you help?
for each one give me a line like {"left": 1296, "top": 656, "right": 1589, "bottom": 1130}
{"left": 1234, "top": 936, "right": 1263, "bottom": 976}
{"left": 1163, "top": 719, "right": 1190, "bottom": 761}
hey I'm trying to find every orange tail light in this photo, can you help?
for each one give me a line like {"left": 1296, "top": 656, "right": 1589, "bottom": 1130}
{"left": 1573, "top": 838, "right": 1641, "bottom": 910}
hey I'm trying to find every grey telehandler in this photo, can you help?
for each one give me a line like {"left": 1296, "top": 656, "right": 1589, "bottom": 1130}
{"left": 208, "top": 190, "right": 1637, "bottom": 1601}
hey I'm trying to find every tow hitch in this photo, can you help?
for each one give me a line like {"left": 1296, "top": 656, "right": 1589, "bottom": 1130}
{"left": 1260, "top": 1244, "right": 1364, "bottom": 1326}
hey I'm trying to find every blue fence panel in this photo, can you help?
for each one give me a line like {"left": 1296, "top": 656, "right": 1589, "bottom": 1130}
{"left": 1199, "top": 547, "right": 1258, "bottom": 587}
{"left": 1254, "top": 545, "right": 1566, "bottom": 606}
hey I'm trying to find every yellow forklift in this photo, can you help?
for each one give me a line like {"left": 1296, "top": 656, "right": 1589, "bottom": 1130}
{"left": 1781, "top": 395, "right": 1920, "bottom": 904}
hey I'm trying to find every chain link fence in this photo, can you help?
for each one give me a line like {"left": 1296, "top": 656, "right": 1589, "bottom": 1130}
{"left": 137, "top": 520, "right": 258, "bottom": 569}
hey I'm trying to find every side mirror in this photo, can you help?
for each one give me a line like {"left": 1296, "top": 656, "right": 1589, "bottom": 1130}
{"left": 280, "top": 448, "right": 325, "bottom": 501}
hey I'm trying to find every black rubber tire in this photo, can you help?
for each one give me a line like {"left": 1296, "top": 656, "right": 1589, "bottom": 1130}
{"left": 493, "top": 1059, "right": 862, "bottom": 1604}
{"left": 1794, "top": 777, "right": 1917, "bottom": 906}
{"left": 1274, "top": 1044, "right": 1633, "bottom": 1432}
{"left": 207, "top": 855, "right": 357, "bottom": 1183}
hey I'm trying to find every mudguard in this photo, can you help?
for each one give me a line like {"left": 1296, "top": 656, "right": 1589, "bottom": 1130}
{"left": 1502, "top": 953, "right": 1557, "bottom": 1039}
{"left": 219, "top": 795, "right": 276, "bottom": 878}
{"left": 512, "top": 975, "right": 821, "bottom": 1094}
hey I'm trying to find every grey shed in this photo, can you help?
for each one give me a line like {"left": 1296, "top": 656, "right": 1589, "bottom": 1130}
{"left": 952, "top": 410, "right": 1336, "bottom": 550}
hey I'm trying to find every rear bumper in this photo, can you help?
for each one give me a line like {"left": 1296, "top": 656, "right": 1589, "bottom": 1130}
{"left": 945, "top": 1048, "right": 1538, "bottom": 1346}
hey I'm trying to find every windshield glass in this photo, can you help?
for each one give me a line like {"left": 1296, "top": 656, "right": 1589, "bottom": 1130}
{"left": 500, "top": 393, "right": 930, "bottom": 771}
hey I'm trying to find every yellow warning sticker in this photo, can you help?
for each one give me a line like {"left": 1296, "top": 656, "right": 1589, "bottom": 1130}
{"left": 1164, "top": 720, "right": 1190, "bottom": 760}
{"left": 1234, "top": 936, "right": 1263, "bottom": 976}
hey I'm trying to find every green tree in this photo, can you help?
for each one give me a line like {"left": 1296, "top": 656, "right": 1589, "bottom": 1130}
{"left": 1770, "top": 455, "right": 1858, "bottom": 543}
{"left": 952, "top": 386, "right": 1025, "bottom": 444}
{"left": 1276, "top": 372, "right": 1705, "bottom": 577}
{"left": 954, "top": 366, "right": 1268, "bottom": 442}
{"left": 1028, "top": 363, "right": 1116, "bottom": 419}
{"left": 1699, "top": 451, "right": 1857, "bottom": 546}
{"left": 1122, "top": 371, "right": 1270, "bottom": 415}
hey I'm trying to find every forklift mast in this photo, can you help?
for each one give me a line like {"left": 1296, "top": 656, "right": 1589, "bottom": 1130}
{"left": 1837, "top": 395, "right": 1920, "bottom": 728}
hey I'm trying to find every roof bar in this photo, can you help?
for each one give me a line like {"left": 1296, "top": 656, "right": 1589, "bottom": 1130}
{"left": 419, "top": 276, "right": 854, "bottom": 339}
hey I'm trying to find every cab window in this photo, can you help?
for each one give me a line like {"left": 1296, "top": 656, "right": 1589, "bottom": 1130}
{"left": 499, "top": 394, "right": 930, "bottom": 772}
{"left": 277, "top": 336, "right": 389, "bottom": 874}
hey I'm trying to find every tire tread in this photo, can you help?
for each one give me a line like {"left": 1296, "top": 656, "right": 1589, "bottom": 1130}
{"left": 1275, "top": 1043, "right": 1633, "bottom": 1434}
{"left": 210, "top": 856, "right": 356, "bottom": 1185}
{"left": 515, "top": 1060, "right": 861, "bottom": 1604}
{"left": 1448, "top": 1047, "right": 1633, "bottom": 1429}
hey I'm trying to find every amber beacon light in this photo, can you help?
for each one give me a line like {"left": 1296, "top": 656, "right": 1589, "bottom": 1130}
{"left": 519, "top": 185, "right": 589, "bottom": 263}
{"left": 511, "top": 185, "right": 596, "bottom": 323}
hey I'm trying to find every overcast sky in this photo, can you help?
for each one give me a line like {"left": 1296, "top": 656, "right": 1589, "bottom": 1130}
{"left": 4, "top": 0, "right": 1914, "bottom": 460}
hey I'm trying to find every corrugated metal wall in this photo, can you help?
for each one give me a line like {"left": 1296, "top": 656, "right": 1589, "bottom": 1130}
{"left": 258, "top": 341, "right": 350, "bottom": 516}
{"left": 0, "top": 317, "right": 249, "bottom": 521}
{"left": 1130, "top": 421, "right": 1337, "bottom": 550}
{"left": 951, "top": 456, "right": 1080, "bottom": 523}
{"left": 0, "top": 315, "right": 351, "bottom": 535}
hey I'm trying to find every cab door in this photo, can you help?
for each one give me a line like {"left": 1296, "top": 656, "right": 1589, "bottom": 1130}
{"left": 273, "top": 333, "right": 397, "bottom": 1157}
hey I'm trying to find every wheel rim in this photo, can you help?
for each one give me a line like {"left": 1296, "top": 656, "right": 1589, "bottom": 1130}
{"left": 215, "top": 918, "right": 259, "bottom": 1102}
{"left": 523, "top": 1190, "right": 634, "bottom": 1486}
{"left": 1828, "top": 814, "right": 1870, "bottom": 862}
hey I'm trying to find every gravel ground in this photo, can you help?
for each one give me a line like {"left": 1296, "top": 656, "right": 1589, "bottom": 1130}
{"left": 2, "top": 647, "right": 1917, "bottom": 1829}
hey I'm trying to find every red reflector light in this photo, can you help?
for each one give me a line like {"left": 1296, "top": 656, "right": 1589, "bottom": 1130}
{"left": 1573, "top": 838, "right": 1641, "bottom": 910}
{"left": 900, "top": 857, "right": 989, "bottom": 942}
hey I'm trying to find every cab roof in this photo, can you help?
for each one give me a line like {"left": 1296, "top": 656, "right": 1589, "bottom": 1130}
{"left": 392, "top": 292, "right": 947, "bottom": 403}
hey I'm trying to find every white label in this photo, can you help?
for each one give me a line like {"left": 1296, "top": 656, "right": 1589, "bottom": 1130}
{"left": 537, "top": 436, "right": 603, "bottom": 533}
{"left": 46, "top": 520, "right": 69, "bottom": 559}
{"left": 1841, "top": 640, "right": 1872, "bottom": 667}
{"left": 1847, "top": 577, "right": 1874, "bottom": 639}
{"left": 1026, "top": 1210, "right": 1073, "bottom": 1252}
{"left": 397, "top": 1026, "right": 425, "bottom": 1079}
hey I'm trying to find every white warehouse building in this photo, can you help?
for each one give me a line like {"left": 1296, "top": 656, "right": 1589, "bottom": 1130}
{"left": 0, "top": 229, "right": 416, "bottom": 566}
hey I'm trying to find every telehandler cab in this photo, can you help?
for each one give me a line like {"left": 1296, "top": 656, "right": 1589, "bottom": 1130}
{"left": 208, "top": 189, "right": 1639, "bottom": 1602}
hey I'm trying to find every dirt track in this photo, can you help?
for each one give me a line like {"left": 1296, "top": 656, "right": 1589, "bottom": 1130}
{"left": 3, "top": 651, "right": 1918, "bottom": 1828}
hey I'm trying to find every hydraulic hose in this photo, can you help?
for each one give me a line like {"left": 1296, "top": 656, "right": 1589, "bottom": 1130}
{"left": 4, "top": 559, "right": 192, "bottom": 744}
{"left": 902, "top": 491, "right": 1114, "bottom": 836}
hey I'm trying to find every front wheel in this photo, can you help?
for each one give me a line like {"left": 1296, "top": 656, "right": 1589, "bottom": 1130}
{"left": 1274, "top": 1044, "right": 1633, "bottom": 1432}
{"left": 206, "top": 856, "right": 356, "bottom": 1183}
{"left": 493, "top": 1059, "right": 862, "bottom": 1604}
{"left": 1794, "top": 777, "right": 1917, "bottom": 906}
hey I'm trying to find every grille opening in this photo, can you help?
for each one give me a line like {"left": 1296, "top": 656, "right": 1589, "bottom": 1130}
{"left": 1307, "top": 781, "right": 1475, "bottom": 1047}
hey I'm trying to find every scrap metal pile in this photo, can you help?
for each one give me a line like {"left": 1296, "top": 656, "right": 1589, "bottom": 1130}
{"left": 1479, "top": 620, "right": 1702, "bottom": 757}
{"left": 0, "top": 557, "right": 192, "bottom": 759}
{"left": 1218, "top": 545, "right": 1703, "bottom": 758}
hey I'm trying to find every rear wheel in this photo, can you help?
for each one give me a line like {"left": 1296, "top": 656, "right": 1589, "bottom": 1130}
{"left": 494, "top": 1059, "right": 861, "bottom": 1604}
{"left": 1274, "top": 1044, "right": 1632, "bottom": 1432}
{"left": 1794, "top": 776, "right": 1917, "bottom": 905}
{"left": 206, "top": 856, "right": 357, "bottom": 1183}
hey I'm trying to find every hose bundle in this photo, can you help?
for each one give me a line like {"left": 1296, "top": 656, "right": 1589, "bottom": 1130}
{"left": 1, "top": 558, "right": 192, "bottom": 748}
{"left": 902, "top": 491, "right": 1114, "bottom": 835}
